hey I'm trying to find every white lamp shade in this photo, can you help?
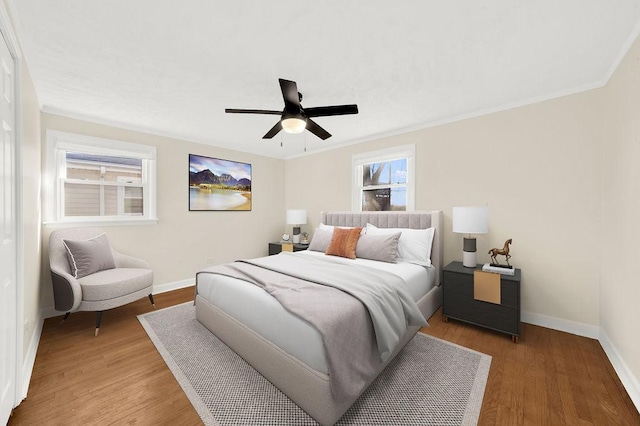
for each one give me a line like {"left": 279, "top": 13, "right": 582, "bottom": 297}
{"left": 452, "top": 206, "right": 488, "bottom": 234}
{"left": 286, "top": 209, "right": 307, "bottom": 225}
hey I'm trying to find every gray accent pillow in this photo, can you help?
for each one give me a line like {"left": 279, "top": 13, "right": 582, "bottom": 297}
{"left": 366, "top": 224, "right": 435, "bottom": 265}
{"left": 63, "top": 233, "right": 116, "bottom": 278}
{"left": 307, "top": 227, "right": 334, "bottom": 252}
{"left": 356, "top": 231, "right": 401, "bottom": 263}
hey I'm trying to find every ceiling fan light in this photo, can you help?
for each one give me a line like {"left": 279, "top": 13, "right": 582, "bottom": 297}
{"left": 281, "top": 117, "right": 306, "bottom": 134}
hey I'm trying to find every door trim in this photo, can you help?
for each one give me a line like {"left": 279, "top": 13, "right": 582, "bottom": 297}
{"left": 0, "top": 0, "right": 25, "bottom": 407}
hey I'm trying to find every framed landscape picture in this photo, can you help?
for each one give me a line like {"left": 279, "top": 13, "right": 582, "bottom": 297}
{"left": 189, "top": 154, "right": 252, "bottom": 211}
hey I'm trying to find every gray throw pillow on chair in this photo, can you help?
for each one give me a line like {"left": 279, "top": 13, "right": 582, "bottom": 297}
{"left": 63, "top": 233, "right": 116, "bottom": 278}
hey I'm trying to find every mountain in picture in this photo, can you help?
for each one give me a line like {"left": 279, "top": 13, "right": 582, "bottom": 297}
{"left": 190, "top": 169, "right": 219, "bottom": 185}
{"left": 218, "top": 173, "right": 238, "bottom": 186}
{"left": 189, "top": 169, "right": 251, "bottom": 190}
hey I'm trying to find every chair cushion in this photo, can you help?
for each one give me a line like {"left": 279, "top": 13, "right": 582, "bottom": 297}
{"left": 79, "top": 268, "right": 153, "bottom": 302}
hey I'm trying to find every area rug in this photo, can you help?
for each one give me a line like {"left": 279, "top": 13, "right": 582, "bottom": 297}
{"left": 138, "top": 302, "right": 491, "bottom": 425}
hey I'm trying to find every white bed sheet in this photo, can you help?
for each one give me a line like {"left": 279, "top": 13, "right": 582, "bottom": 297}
{"left": 196, "top": 250, "right": 435, "bottom": 374}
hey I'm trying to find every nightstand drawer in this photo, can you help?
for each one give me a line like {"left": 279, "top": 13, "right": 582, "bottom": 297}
{"left": 443, "top": 292, "right": 519, "bottom": 334}
{"left": 443, "top": 270, "right": 519, "bottom": 308}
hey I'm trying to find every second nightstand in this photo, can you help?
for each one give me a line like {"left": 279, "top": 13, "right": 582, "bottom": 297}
{"left": 268, "top": 242, "right": 308, "bottom": 255}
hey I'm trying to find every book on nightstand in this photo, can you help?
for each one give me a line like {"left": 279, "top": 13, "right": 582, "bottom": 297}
{"left": 482, "top": 263, "right": 516, "bottom": 276}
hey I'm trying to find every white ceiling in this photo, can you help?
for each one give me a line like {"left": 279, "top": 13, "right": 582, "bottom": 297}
{"left": 9, "top": 1, "right": 640, "bottom": 159}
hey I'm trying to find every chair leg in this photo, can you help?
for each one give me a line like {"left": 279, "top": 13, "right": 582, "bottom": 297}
{"left": 148, "top": 293, "right": 155, "bottom": 309}
{"left": 95, "top": 311, "right": 103, "bottom": 336}
{"left": 60, "top": 312, "right": 70, "bottom": 325}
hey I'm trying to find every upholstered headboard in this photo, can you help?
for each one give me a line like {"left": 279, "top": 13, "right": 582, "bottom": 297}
{"left": 321, "top": 211, "right": 444, "bottom": 286}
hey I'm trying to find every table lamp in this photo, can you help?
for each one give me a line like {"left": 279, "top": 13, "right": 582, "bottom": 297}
{"left": 453, "top": 206, "right": 488, "bottom": 268}
{"left": 286, "top": 209, "right": 307, "bottom": 244}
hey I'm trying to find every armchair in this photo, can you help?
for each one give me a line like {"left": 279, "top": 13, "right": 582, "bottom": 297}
{"left": 49, "top": 227, "right": 154, "bottom": 336}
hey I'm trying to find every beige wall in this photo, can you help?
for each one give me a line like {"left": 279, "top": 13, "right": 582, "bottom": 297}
{"left": 287, "top": 89, "right": 604, "bottom": 326}
{"left": 40, "top": 113, "right": 286, "bottom": 308}
{"left": 19, "top": 58, "right": 42, "bottom": 359}
{"left": 602, "top": 33, "right": 640, "bottom": 385}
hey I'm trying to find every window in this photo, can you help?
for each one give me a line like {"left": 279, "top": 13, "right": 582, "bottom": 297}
{"left": 45, "top": 131, "right": 157, "bottom": 225}
{"left": 352, "top": 144, "right": 415, "bottom": 211}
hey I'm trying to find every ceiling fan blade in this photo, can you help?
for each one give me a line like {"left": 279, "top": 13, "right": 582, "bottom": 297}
{"left": 304, "top": 104, "right": 359, "bottom": 118}
{"left": 279, "top": 78, "right": 301, "bottom": 108}
{"left": 225, "top": 108, "right": 281, "bottom": 115}
{"left": 262, "top": 121, "right": 283, "bottom": 139}
{"left": 306, "top": 118, "right": 331, "bottom": 140}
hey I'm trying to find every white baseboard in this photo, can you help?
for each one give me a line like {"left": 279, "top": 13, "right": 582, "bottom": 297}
{"left": 153, "top": 278, "right": 194, "bottom": 295}
{"left": 521, "top": 310, "right": 600, "bottom": 339}
{"left": 18, "top": 310, "right": 45, "bottom": 401}
{"left": 599, "top": 329, "right": 640, "bottom": 412}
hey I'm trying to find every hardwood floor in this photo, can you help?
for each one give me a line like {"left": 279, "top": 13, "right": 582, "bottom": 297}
{"left": 9, "top": 287, "right": 640, "bottom": 425}
{"left": 421, "top": 314, "right": 640, "bottom": 425}
{"left": 9, "top": 287, "right": 201, "bottom": 426}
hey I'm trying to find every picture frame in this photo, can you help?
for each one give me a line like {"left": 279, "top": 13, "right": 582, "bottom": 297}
{"left": 189, "top": 154, "right": 252, "bottom": 211}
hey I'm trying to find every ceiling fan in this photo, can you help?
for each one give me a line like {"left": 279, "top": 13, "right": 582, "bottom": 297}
{"left": 225, "top": 78, "right": 358, "bottom": 140}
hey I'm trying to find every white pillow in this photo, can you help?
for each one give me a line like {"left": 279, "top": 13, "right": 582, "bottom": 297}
{"left": 366, "top": 223, "right": 435, "bottom": 265}
{"left": 308, "top": 227, "right": 334, "bottom": 252}
{"left": 318, "top": 223, "right": 336, "bottom": 231}
{"left": 319, "top": 223, "right": 366, "bottom": 234}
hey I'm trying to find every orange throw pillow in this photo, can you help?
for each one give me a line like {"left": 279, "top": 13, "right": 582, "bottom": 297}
{"left": 326, "top": 227, "right": 363, "bottom": 259}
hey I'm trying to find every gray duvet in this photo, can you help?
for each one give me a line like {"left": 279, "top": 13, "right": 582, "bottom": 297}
{"left": 197, "top": 252, "right": 427, "bottom": 401}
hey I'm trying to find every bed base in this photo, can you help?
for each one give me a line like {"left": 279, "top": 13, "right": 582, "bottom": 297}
{"left": 195, "top": 284, "right": 442, "bottom": 426}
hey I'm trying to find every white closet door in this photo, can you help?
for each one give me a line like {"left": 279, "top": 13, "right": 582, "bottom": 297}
{"left": 0, "top": 29, "right": 17, "bottom": 425}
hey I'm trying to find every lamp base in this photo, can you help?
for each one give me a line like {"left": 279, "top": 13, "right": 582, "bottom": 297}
{"left": 462, "top": 236, "right": 477, "bottom": 267}
{"left": 462, "top": 251, "right": 477, "bottom": 268}
{"left": 292, "top": 226, "right": 301, "bottom": 244}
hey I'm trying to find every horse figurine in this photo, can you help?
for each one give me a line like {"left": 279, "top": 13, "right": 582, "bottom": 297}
{"left": 489, "top": 238, "right": 512, "bottom": 266}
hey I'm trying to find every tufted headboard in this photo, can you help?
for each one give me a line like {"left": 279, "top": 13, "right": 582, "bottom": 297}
{"left": 321, "top": 211, "right": 444, "bottom": 286}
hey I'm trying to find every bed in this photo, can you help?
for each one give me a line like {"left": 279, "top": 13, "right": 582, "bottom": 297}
{"left": 195, "top": 210, "right": 444, "bottom": 425}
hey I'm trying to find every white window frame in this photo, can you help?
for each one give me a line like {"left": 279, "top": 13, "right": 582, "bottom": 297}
{"left": 116, "top": 176, "right": 143, "bottom": 216}
{"left": 44, "top": 130, "right": 158, "bottom": 226}
{"left": 352, "top": 144, "right": 415, "bottom": 212}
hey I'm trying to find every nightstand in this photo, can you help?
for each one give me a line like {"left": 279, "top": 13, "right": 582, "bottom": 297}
{"left": 442, "top": 261, "right": 522, "bottom": 342}
{"left": 268, "top": 242, "right": 308, "bottom": 255}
